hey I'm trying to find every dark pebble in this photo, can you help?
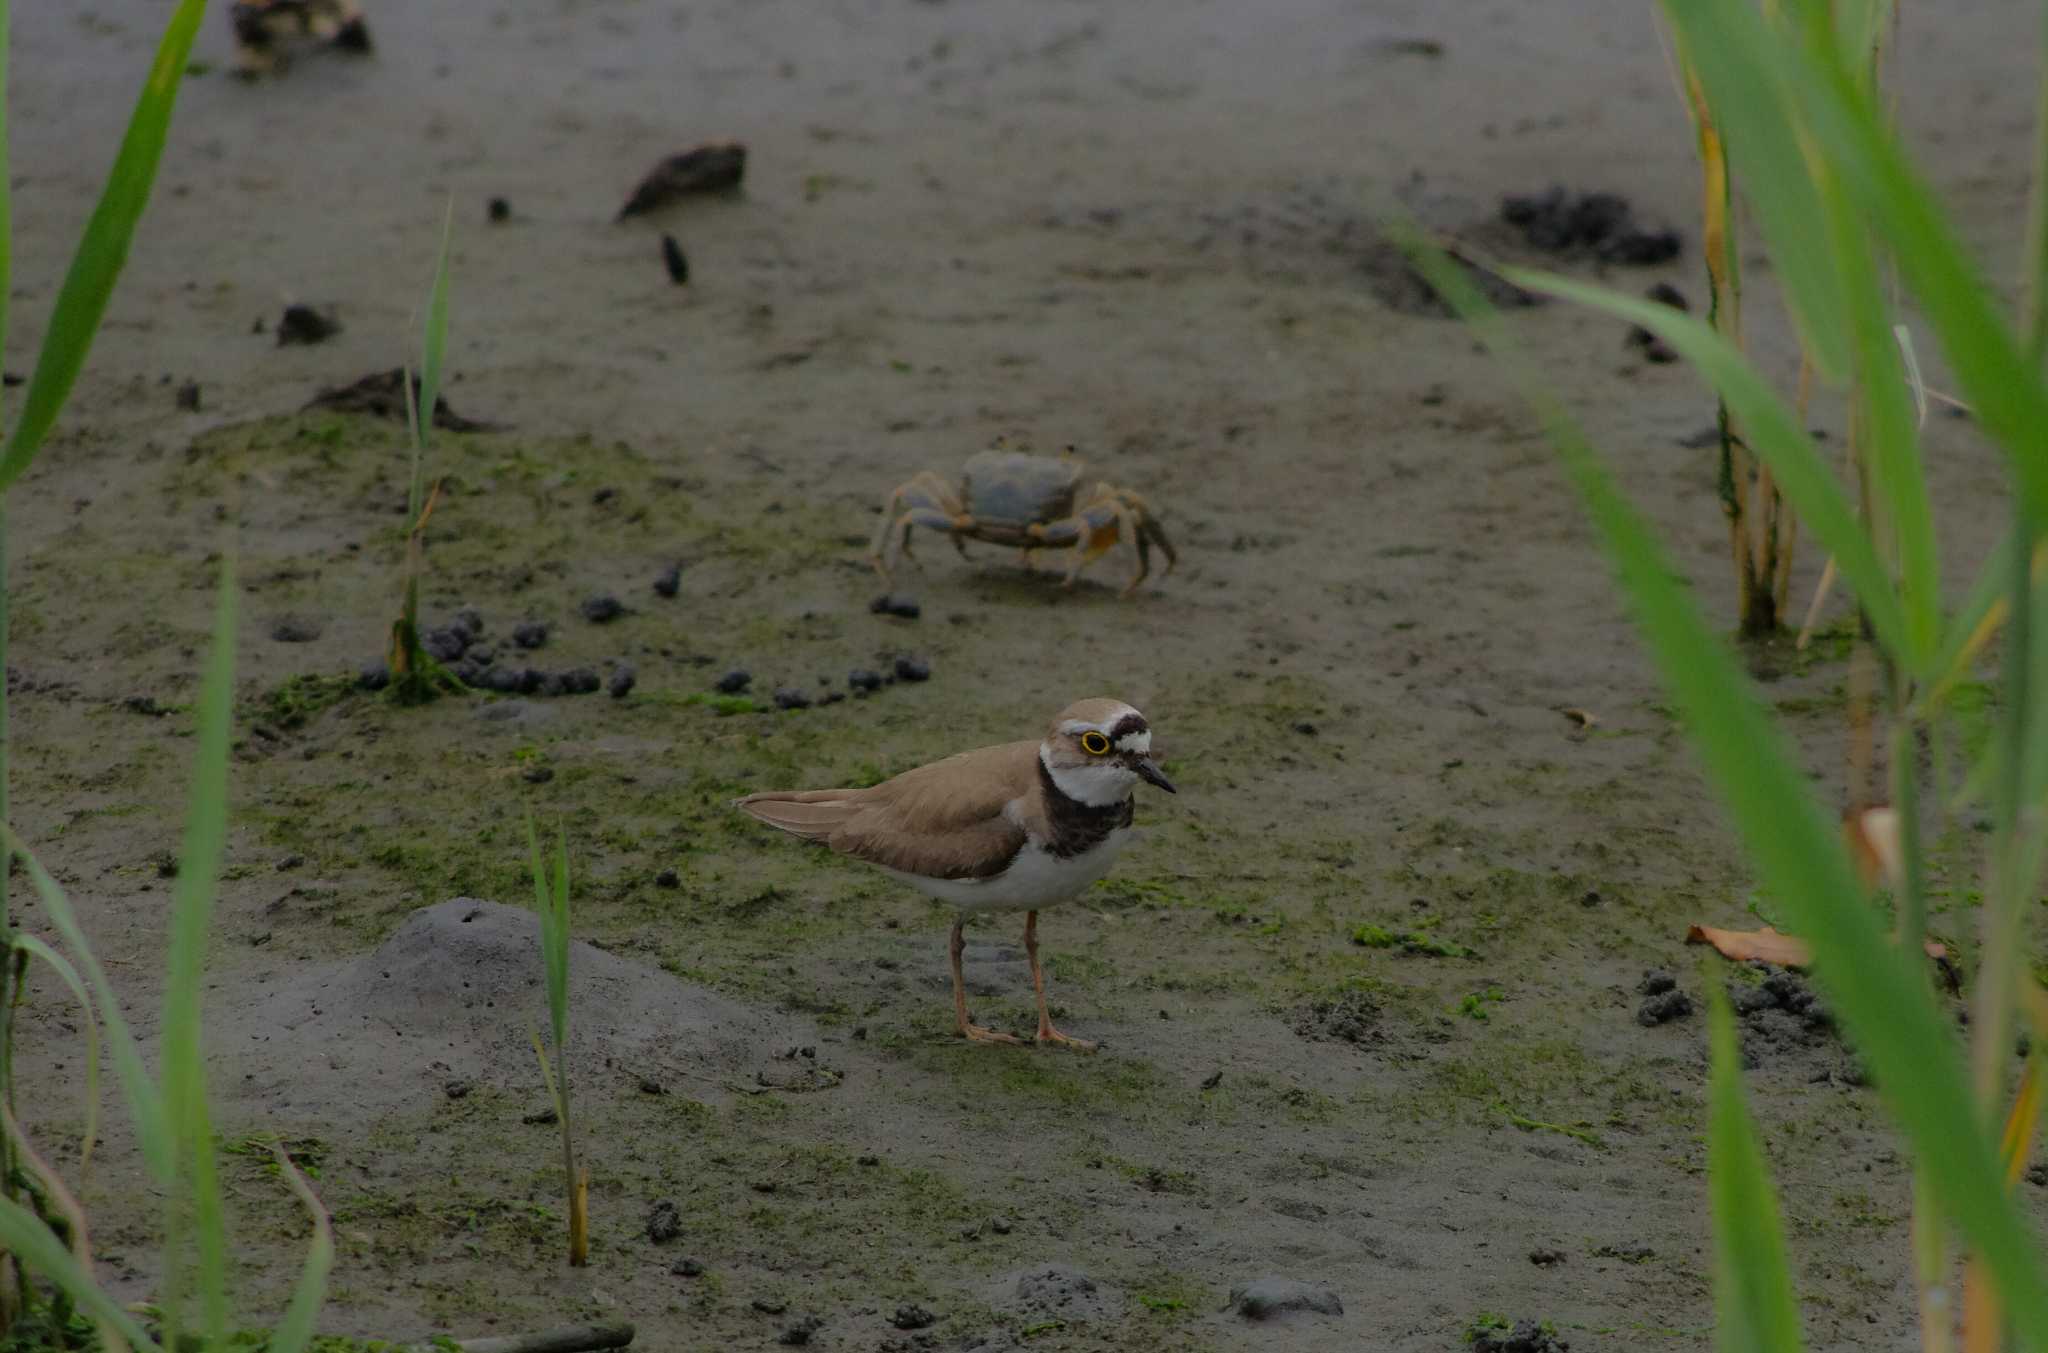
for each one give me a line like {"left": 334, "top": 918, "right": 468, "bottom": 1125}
{"left": 444, "top": 1079, "right": 471, "bottom": 1099}
{"left": 848, "top": 668, "right": 883, "bottom": 692}
{"left": 358, "top": 662, "right": 390, "bottom": 691}
{"left": 562, "top": 667, "right": 601, "bottom": 695}
{"left": 1472, "top": 1318, "right": 1570, "bottom": 1353}
{"left": 523, "top": 765, "right": 556, "bottom": 785}
{"left": 820, "top": 690, "right": 845, "bottom": 704}
{"left": 1645, "top": 282, "right": 1689, "bottom": 311}
{"left": 2028, "top": 1163, "right": 2048, "bottom": 1188}
{"left": 1731, "top": 983, "right": 1778, "bottom": 1016}
{"left": 512, "top": 622, "right": 549, "bottom": 650}
{"left": 869, "top": 593, "right": 921, "bottom": 619}
{"left": 893, "top": 655, "right": 931, "bottom": 683}
{"left": 592, "top": 486, "right": 617, "bottom": 505}
{"left": 646, "top": 1199, "right": 682, "bottom": 1244}
{"left": 267, "top": 616, "right": 321, "bottom": 643}
{"left": 609, "top": 663, "right": 637, "bottom": 698}
{"left": 638, "top": 1076, "right": 666, "bottom": 1095}
{"left": 424, "top": 627, "right": 469, "bottom": 662}
{"left": 662, "top": 233, "right": 689, "bottom": 285}
{"left": 453, "top": 661, "right": 482, "bottom": 686}
{"left": 1638, "top": 970, "right": 1676, "bottom": 996}
{"left": 990, "top": 1216, "right": 1013, "bottom": 1234}
{"left": 277, "top": 303, "right": 340, "bottom": 346}
{"left": 672, "top": 1257, "right": 705, "bottom": 1277}
{"left": 488, "top": 196, "right": 511, "bottom": 223}
{"left": 717, "top": 669, "right": 753, "bottom": 694}
{"left": 774, "top": 687, "right": 812, "bottom": 710}
{"left": 482, "top": 666, "right": 523, "bottom": 693}
{"left": 753, "top": 1298, "right": 788, "bottom": 1316}
{"left": 1636, "top": 989, "right": 1693, "bottom": 1027}
{"left": 1292, "top": 720, "right": 1318, "bottom": 736}
{"left": 522, "top": 1107, "right": 558, "bottom": 1125}
{"left": 1528, "top": 1248, "right": 1565, "bottom": 1266}
{"left": 580, "top": 595, "right": 624, "bottom": 624}
{"left": 276, "top": 854, "right": 304, "bottom": 871}
{"left": 518, "top": 668, "right": 548, "bottom": 694}
{"left": 777, "top": 1317, "right": 821, "bottom": 1346}
{"left": 656, "top": 868, "right": 681, "bottom": 888}
{"left": 176, "top": 380, "right": 202, "bottom": 411}
{"left": 892, "top": 1305, "right": 936, "bottom": 1331}
{"left": 467, "top": 647, "right": 497, "bottom": 667}
{"left": 653, "top": 563, "right": 682, "bottom": 597}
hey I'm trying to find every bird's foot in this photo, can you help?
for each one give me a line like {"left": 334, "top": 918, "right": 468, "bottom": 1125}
{"left": 959, "top": 1021, "right": 1023, "bottom": 1046}
{"left": 1035, "top": 1023, "right": 1097, "bottom": 1052}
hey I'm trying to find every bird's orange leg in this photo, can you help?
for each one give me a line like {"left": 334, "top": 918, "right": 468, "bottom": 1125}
{"left": 951, "top": 919, "right": 1020, "bottom": 1045}
{"left": 1024, "top": 910, "right": 1095, "bottom": 1051}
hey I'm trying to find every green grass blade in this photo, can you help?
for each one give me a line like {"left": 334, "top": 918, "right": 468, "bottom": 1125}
{"left": 0, "top": 0, "right": 203, "bottom": 488}
{"left": 1404, "top": 227, "right": 2048, "bottom": 1346}
{"left": 1661, "top": 12, "right": 1849, "bottom": 381}
{"left": 1708, "top": 988, "right": 1805, "bottom": 1353}
{"left": 1922, "top": 529, "right": 2019, "bottom": 710}
{"left": 2026, "top": 1, "right": 2048, "bottom": 361}
{"left": 5, "top": 830, "right": 168, "bottom": 1181}
{"left": 1672, "top": 0, "right": 2048, "bottom": 530}
{"left": 550, "top": 826, "right": 570, "bottom": 1055}
{"left": 264, "top": 1144, "right": 334, "bottom": 1353}
{"left": 0, "top": 1195, "right": 162, "bottom": 1350}
{"left": 1508, "top": 269, "right": 1912, "bottom": 666}
{"left": 159, "top": 556, "right": 238, "bottom": 1346}
{"left": 0, "top": 0, "right": 12, "bottom": 369}
{"left": 13, "top": 934, "right": 99, "bottom": 1175}
{"left": 415, "top": 200, "right": 454, "bottom": 454}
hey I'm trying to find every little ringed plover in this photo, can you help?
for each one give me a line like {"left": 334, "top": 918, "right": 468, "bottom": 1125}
{"left": 736, "top": 697, "right": 1175, "bottom": 1049}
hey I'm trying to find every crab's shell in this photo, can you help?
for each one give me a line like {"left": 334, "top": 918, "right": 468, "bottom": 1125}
{"left": 959, "top": 451, "right": 1083, "bottom": 526}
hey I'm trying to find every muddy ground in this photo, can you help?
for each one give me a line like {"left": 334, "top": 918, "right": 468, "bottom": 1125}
{"left": 8, "top": 2, "right": 2048, "bottom": 1350}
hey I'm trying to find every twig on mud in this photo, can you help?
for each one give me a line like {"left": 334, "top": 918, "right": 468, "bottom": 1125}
{"left": 1496, "top": 1103, "right": 1605, "bottom": 1149}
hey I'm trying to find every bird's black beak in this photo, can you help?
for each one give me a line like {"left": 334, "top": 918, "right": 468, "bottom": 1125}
{"left": 1134, "top": 756, "right": 1177, "bottom": 794}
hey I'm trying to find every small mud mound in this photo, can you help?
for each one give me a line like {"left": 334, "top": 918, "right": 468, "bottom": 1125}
{"left": 1288, "top": 988, "right": 1381, "bottom": 1046}
{"left": 221, "top": 898, "right": 804, "bottom": 1126}
{"left": 987, "top": 1265, "right": 1125, "bottom": 1324}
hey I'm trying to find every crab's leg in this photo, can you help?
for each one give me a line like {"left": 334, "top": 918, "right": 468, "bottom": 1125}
{"left": 870, "top": 476, "right": 964, "bottom": 578}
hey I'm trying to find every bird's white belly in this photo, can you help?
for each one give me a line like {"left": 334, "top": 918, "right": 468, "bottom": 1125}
{"left": 888, "top": 829, "right": 1131, "bottom": 914}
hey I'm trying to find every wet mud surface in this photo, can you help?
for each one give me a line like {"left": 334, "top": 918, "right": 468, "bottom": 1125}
{"left": 8, "top": 1, "right": 2048, "bottom": 1350}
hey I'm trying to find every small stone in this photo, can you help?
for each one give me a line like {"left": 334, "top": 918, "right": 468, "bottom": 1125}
{"left": 562, "top": 667, "right": 601, "bottom": 694}
{"left": 753, "top": 1298, "right": 788, "bottom": 1315}
{"left": 638, "top": 1076, "right": 667, "bottom": 1095}
{"left": 1291, "top": 720, "right": 1317, "bottom": 736}
{"left": 892, "top": 1305, "right": 935, "bottom": 1330}
{"left": 1528, "top": 1248, "right": 1565, "bottom": 1266}
{"left": 609, "top": 664, "right": 637, "bottom": 698}
{"left": 655, "top": 868, "right": 681, "bottom": 888}
{"left": 1471, "top": 1318, "right": 1570, "bottom": 1353}
{"left": 821, "top": 690, "right": 845, "bottom": 704}
{"left": 774, "top": 687, "right": 812, "bottom": 710}
{"left": 1731, "top": 983, "right": 1778, "bottom": 1016}
{"left": 848, "top": 668, "right": 883, "bottom": 692}
{"left": 482, "top": 666, "right": 523, "bottom": 694}
{"left": 1636, "top": 989, "right": 1693, "bottom": 1027}
{"left": 522, "top": 1107, "right": 558, "bottom": 1125}
{"left": 989, "top": 1216, "right": 1013, "bottom": 1235}
{"left": 1230, "top": 1277, "right": 1343, "bottom": 1321}
{"left": 488, "top": 196, "right": 512, "bottom": 223}
{"left": 580, "top": 594, "right": 624, "bottom": 624}
{"left": 776, "top": 1316, "right": 821, "bottom": 1346}
{"left": 175, "top": 380, "right": 202, "bottom": 411}
{"left": 424, "top": 627, "right": 468, "bottom": 662}
{"left": 869, "top": 593, "right": 921, "bottom": 619}
{"left": 857, "top": 1153, "right": 880, "bottom": 1166}
{"left": 523, "top": 764, "right": 555, "bottom": 784}
{"left": 672, "top": 1256, "right": 704, "bottom": 1277}
{"left": 662, "top": 234, "right": 690, "bottom": 285}
{"left": 443, "top": 1079, "right": 471, "bottom": 1099}
{"left": 518, "top": 668, "right": 548, "bottom": 695}
{"left": 277, "top": 303, "right": 340, "bottom": 346}
{"left": 512, "top": 622, "right": 549, "bottom": 650}
{"left": 893, "top": 655, "right": 931, "bottom": 683}
{"left": 646, "top": 1199, "right": 681, "bottom": 1244}
{"left": 1638, "top": 970, "right": 1676, "bottom": 996}
{"left": 717, "top": 669, "right": 753, "bottom": 694}
{"left": 357, "top": 662, "right": 390, "bottom": 691}
{"left": 276, "top": 854, "right": 304, "bottom": 871}
{"left": 653, "top": 563, "right": 682, "bottom": 597}
{"left": 2027, "top": 1163, "right": 2048, "bottom": 1188}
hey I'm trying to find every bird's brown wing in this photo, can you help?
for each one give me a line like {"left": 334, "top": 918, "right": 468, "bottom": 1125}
{"left": 736, "top": 740, "right": 1035, "bottom": 880}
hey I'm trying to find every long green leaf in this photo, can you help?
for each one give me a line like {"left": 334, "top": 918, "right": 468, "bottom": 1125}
{"left": 415, "top": 199, "right": 454, "bottom": 458}
{"left": 1662, "top": 12, "right": 1849, "bottom": 381}
{"left": 6, "top": 830, "right": 168, "bottom": 1181}
{"left": 0, "top": 1195, "right": 162, "bottom": 1351}
{"left": 1404, "top": 228, "right": 2048, "bottom": 1345}
{"left": 1674, "top": 0, "right": 2048, "bottom": 530}
{"left": 265, "top": 1144, "right": 334, "bottom": 1353}
{"left": 1708, "top": 989, "right": 1805, "bottom": 1353}
{"left": 1509, "top": 270, "right": 1912, "bottom": 666}
{"left": 0, "top": 0, "right": 203, "bottom": 487}
{"left": 0, "top": 0, "right": 12, "bottom": 373}
{"left": 14, "top": 933, "right": 99, "bottom": 1174}
{"left": 159, "top": 557, "right": 237, "bottom": 1347}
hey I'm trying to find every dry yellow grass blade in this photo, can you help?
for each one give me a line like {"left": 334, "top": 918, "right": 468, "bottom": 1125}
{"left": 1960, "top": 1060, "right": 2043, "bottom": 1352}
{"left": 570, "top": 1165, "right": 590, "bottom": 1268}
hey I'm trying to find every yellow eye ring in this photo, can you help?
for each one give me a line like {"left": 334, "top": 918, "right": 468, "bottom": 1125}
{"left": 1080, "top": 731, "right": 1111, "bottom": 755}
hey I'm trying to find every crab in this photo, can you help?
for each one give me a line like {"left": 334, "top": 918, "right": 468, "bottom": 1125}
{"left": 869, "top": 445, "right": 1178, "bottom": 597}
